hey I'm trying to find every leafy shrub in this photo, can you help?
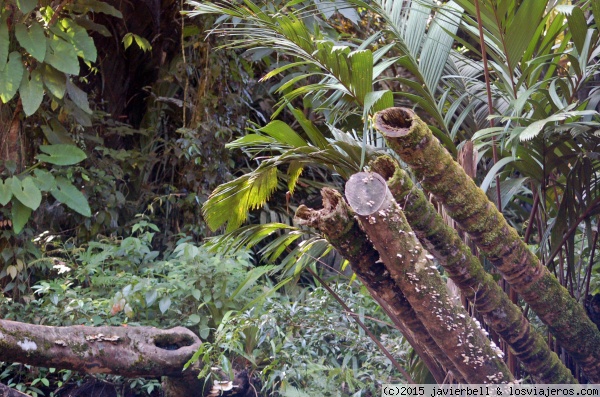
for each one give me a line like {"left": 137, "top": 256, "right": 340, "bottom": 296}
{"left": 189, "top": 283, "right": 412, "bottom": 397}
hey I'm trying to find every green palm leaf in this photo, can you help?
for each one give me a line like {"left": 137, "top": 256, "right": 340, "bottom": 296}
{"left": 203, "top": 165, "right": 278, "bottom": 232}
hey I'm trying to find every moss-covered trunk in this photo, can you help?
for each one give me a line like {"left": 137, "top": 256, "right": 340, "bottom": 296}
{"left": 374, "top": 107, "right": 600, "bottom": 381}
{"left": 295, "top": 188, "right": 459, "bottom": 383}
{"left": 370, "top": 155, "right": 575, "bottom": 383}
{"left": 343, "top": 172, "right": 513, "bottom": 384}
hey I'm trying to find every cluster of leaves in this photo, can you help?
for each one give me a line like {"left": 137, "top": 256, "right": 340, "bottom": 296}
{"left": 0, "top": 0, "right": 108, "bottom": 117}
{"left": 188, "top": 283, "right": 414, "bottom": 396}
{"left": 1, "top": 219, "right": 259, "bottom": 330}
{"left": 0, "top": 0, "right": 121, "bottom": 234}
{"left": 0, "top": 363, "right": 161, "bottom": 397}
{"left": 0, "top": 145, "right": 89, "bottom": 235}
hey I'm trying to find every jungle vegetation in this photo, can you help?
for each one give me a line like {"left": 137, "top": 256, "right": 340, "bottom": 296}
{"left": 0, "top": 0, "right": 599, "bottom": 395}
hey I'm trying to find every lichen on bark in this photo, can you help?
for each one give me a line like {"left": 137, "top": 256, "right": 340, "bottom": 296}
{"left": 344, "top": 172, "right": 513, "bottom": 384}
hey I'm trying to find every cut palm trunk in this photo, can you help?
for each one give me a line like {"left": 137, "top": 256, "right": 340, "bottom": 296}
{"left": 370, "top": 155, "right": 576, "bottom": 383}
{"left": 374, "top": 107, "right": 600, "bottom": 381}
{"left": 344, "top": 172, "right": 513, "bottom": 384}
{"left": 296, "top": 188, "right": 460, "bottom": 383}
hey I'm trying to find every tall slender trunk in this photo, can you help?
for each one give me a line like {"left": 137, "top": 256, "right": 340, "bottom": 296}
{"left": 374, "top": 107, "right": 600, "bottom": 381}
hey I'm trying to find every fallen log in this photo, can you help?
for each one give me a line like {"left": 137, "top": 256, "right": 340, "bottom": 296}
{"left": 0, "top": 320, "right": 205, "bottom": 396}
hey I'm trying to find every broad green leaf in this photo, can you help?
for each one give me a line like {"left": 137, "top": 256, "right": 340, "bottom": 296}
{"left": 287, "top": 160, "right": 303, "bottom": 194}
{"left": 187, "top": 314, "right": 200, "bottom": 325}
{"left": 64, "top": 99, "right": 92, "bottom": 126}
{"left": 7, "top": 265, "right": 17, "bottom": 279}
{"left": 290, "top": 107, "right": 328, "bottom": 149}
{"left": 73, "top": 17, "right": 111, "bottom": 37}
{"left": 122, "top": 33, "right": 133, "bottom": 50}
{"left": 363, "top": 90, "right": 393, "bottom": 117}
{"left": 33, "top": 168, "right": 56, "bottom": 192}
{"left": 37, "top": 144, "right": 87, "bottom": 165}
{"left": 33, "top": 169, "right": 56, "bottom": 191}
{"left": 0, "top": 52, "right": 24, "bottom": 103}
{"left": 15, "top": 22, "right": 47, "bottom": 62}
{"left": 259, "top": 121, "right": 307, "bottom": 147}
{"left": 11, "top": 199, "right": 32, "bottom": 234}
{"left": 45, "top": 36, "right": 79, "bottom": 75}
{"left": 145, "top": 289, "right": 158, "bottom": 306}
{"left": 42, "top": 64, "right": 66, "bottom": 99}
{"left": 51, "top": 176, "right": 91, "bottom": 216}
{"left": 133, "top": 34, "right": 152, "bottom": 52}
{"left": 19, "top": 69, "right": 44, "bottom": 116}
{"left": 69, "top": 0, "right": 123, "bottom": 18}
{"left": 16, "top": 0, "right": 37, "bottom": 14}
{"left": 11, "top": 176, "right": 42, "bottom": 210}
{"left": 564, "top": 6, "right": 587, "bottom": 54}
{"left": 0, "top": 179, "right": 12, "bottom": 205}
{"left": 349, "top": 50, "right": 372, "bottom": 103}
{"left": 56, "top": 18, "right": 97, "bottom": 62}
{"left": 41, "top": 118, "right": 75, "bottom": 145}
{"left": 66, "top": 79, "right": 92, "bottom": 114}
{"left": 504, "top": 0, "right": 546, "bottom": 73}
{"left": 159, "top": 296, "right": 171, "bottom": 313}
{"left": 0, "top": 16, "right": 8, "bottom": 70}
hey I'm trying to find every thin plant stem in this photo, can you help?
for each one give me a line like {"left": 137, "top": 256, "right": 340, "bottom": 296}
{"left": 305, "top": 266, "right": 415, "bottom": 384}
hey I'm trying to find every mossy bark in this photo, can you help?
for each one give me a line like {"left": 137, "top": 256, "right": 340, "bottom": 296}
{"left": 295, "top": 188, "right": 461, "bottom": 383}
{"left": 374, "top": 107, "right": 600, "bottom": 381}
{"left": 370, "top": 155, "right": 576, "bottom": 383}
{"left": 344, "top": 172, "right": 514, "bottom": 384}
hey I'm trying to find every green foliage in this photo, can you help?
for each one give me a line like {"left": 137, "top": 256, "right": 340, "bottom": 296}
{"left": 188, "top": 283, "right": 411, "bottom": 396}
{"left": 191, "top": 0, "right": 600, "bottom": 382}
{"left": 122, "top": 33, "right": 153, "bottom": 52}
{"left": 0, "top": 216, "right": 413, "bottom": 395}
{"left": 2, "top": 219, "right": 260, "bottom": 329}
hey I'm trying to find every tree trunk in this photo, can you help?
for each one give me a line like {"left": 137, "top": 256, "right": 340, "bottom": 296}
{"left": 0, "top": 320, "right": 205, "bottom": 396}
{"left": 370, "top": 155, "right": 576, "bottom": 383}
{"left": 344, "top": 172, "right": 513, "bottom": 384}
{"left": 296, "top": 189, "right": 461, "bottom": 383}
{"left": 374, "top": 107, "right": 600, "bottom": 381}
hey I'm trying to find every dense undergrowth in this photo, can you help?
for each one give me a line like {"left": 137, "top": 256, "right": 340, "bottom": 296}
{"left": 1, "top": 220, "right": 411, "bottom": 396}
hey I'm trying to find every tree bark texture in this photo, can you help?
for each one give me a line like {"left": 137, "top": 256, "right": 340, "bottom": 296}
{"left": 344, "top": 173, "right": 514, "bottom": 384}
{"left": 0, "top": 320, "right": 205, "bottom": 395}
{"left": 373, "top": 107, "right": 600, "bottom": 382}
{"left": 370, "top": 155, "right": 576, "bottom": 383}
{"left": 295, "top": 189, "right": 460, "bottom": 383}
